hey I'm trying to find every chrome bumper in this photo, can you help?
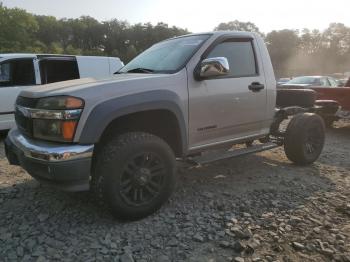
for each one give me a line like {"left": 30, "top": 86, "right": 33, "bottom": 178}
{"left": 7, "top": 128, "right": 94, "bottom": 162}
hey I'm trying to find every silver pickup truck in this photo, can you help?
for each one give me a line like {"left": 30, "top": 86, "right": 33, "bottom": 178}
{"left": 5, "top": 32, "right": 325, "bottom": 220}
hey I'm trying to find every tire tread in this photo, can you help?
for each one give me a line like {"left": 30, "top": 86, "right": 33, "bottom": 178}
{"left": 92, "top": 132, "right": 176, "bottom": 220}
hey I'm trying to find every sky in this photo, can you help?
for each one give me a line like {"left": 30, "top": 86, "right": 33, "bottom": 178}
{"left": 2, "top": 0, "right": 350, "bottom": 33}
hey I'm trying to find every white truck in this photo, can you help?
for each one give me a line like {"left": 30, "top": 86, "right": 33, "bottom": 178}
{"left": 0, "top": 54, "right": 123, "bottom": 130}
{"left": 5, "top": 32, "right": 325, "bottom": 220}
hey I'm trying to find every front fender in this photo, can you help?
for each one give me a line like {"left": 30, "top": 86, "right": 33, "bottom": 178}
{"left": 77, "top": 90, "right": 188, "bottom": 153}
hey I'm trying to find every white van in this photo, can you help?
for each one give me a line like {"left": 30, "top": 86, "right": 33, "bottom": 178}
{"left": 0, "top": 54, "right": 123, "bottom": 130}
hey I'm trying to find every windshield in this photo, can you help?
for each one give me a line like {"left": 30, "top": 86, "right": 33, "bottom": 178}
{"left": 119, "top": 34, "right": 211, "bottom": 74}
{"left": 286, "top": 76, "right": 320, "bottom": 85}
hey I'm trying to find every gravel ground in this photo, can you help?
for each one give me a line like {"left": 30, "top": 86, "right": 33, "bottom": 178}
{"left": 0, "top": 122, "right": 349, "bottom": 262}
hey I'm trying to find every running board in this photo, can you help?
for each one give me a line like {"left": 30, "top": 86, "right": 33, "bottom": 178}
{"left": 189, "top": 142, "right": 279, "bottom": 165}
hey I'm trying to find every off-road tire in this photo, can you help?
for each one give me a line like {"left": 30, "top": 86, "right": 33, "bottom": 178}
{"left": 284, "top": 113, "right": 325, "bottom": 165}
{"left": 92, "top": 132, "right": 176, "bottom": 220}
{"left": 276, "top": 88, "right": 316, "bottom": 108}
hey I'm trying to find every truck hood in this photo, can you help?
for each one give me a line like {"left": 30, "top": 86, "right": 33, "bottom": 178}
{"left": 21, "top": 73, "right": 178, "bottom": 99}
{"left": 19, "top": 69, "right": 188, "bottom": 144}
{"left": 21, "top": 74, "right": 164, "bottom": 98}
{"left": 19, "top": 70, "right": 187, "bottom": 119}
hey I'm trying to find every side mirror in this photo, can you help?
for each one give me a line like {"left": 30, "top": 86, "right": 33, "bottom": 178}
{"left": 197, "top": 57, "right": 229, "bottom": 80}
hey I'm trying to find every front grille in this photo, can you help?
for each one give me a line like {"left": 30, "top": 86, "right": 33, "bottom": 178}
{"left": 15, "top": 110, "right": 31, "bottom": 135}
{"left": 15, "top": 96, "right": 37, "bottom": 137}
{"left": 15, "top": 108, "right": 33, "bottom": 137}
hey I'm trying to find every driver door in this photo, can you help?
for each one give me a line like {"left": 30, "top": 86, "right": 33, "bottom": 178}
{"left": 188, "top": 37, "right": 268, "bottom": 149}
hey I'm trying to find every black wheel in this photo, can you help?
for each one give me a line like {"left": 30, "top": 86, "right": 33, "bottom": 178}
{"left": 276, "top": 88, "right": 316, "bottom": 108}
{"left": 93, "top": 132, "right": 176, "bottom": 220}
{"left": 284, "top": 113, "right": 325, "bottom": 165}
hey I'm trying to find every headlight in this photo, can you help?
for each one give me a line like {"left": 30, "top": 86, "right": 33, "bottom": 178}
{"left": 31, "top": 96, "right": 84, "bottom": 142}
{"left": 36, "top": 96, "right": 84, "bottom": 110}
{"left": 33, "top": 119, "right": 79, "bottom": 142}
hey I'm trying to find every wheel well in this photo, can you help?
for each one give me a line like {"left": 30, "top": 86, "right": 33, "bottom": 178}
{"left": 97, "top": 110, "right": 184, "bottom": 157}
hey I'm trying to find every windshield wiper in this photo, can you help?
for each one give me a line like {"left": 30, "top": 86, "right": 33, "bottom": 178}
{"left": 126, "top": 68, "right": 154, "bottom": 73}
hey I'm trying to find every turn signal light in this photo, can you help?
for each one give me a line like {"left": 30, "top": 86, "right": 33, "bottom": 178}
{"left": 65, "top": 97, "right": 84, "bottom": 109}
{"left": 62, "top": 121, "right": 78, "bottom": 141}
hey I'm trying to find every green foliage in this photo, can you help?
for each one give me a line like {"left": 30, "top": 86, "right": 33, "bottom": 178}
{"left": 265, "top": 29, "right": 300, "bottom": 76}
{"left": 0, "top": 4, "right": 189, "bottom": 62}
{"left": 215, "top": 20, "right": 350, "bottom": 76}
{"left": 266, "top": 24, "right": 350, "bottom": 77}
{"left": 214, "top": 20, "right": 263, "bottom": 36}
{"left": 65, "top": 45, "right": 82, "bottom": 55}
{"left": 48, "top": 42, "right": 64, "bottom": 54}
{"left": 1, "top": 2, "right": 350, "bottom": 77}
{"left": 0, "top": 4, "right": 39, "bottom": 52}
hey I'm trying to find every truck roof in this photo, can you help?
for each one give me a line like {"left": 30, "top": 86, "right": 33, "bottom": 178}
{"left": 0, "top": 53, "right": 38, "bottom": 59}
{"left": 171, "top": 31, "right": 258, "bottom": 40}
{"left": 0, "top": 53, "right": 121, "bottom": 61}
{"left": 205, "top": 31, "right": 258, "bottom": 36}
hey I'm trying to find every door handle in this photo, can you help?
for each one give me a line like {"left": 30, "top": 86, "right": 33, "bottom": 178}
{"left": 248, "top": 82, "right": 265, "bottom": 92}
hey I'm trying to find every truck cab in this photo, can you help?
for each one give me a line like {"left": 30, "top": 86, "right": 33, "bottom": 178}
{"left": 0, "top": 54, "right": 123, "bottom": 130}
{"left": 185, "top": 33, "right": 275, "bottom": 150}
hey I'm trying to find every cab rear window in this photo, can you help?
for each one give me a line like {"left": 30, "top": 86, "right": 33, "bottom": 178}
{"left": 40, "top": 58, "right": 80, "bottom": 84}
{"left": 0, "top": 59, "right": 35, "bottom": 87}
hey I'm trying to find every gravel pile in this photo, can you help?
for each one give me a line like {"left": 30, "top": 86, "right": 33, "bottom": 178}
{"left": 0, "top": 122, "right": 349, "bottom": 262}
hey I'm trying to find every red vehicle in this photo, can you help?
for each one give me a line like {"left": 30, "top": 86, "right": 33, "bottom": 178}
{"left": 313, "top": 86, "right": 350, "bottom": 112}
{"left": 311, "top": 86, "right": 350, "bottom": 126}
{"left": 280, "top": 76, "right": 350, "bottom": 126}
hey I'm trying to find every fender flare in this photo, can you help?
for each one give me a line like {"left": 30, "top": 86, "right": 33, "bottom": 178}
{"left": 78, "top": 90, "right": 188, "bottom": 155}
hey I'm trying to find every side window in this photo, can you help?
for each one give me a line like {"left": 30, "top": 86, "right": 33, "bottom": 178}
{"left": 320, "top": 78, "right": 330, "bottom": 87}
{"left": 40, "top": 59, "right": 80, "bottom": 84}
{"left": 0, "top": 63, "right": 11, "bottom": 87}
{"left": 328, "top": 77, "right": 338, "bottom": 87}
{"left": 0, "top": 59, "right": 35, "bottom": 87}
{"left": 313, "top": 78, "right": 321, "bottom": 86}
{"left": 206, "top": 40, "right": 257, "bottom": 78}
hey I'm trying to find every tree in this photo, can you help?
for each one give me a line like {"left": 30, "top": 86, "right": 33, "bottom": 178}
{"left": 265, "top": 30, "right": 300, "bottom": 77}
{"left": 102, "top": 20, "right": 188, "bottom": 62}
{"left": 0, "top": 4, "right": 40, "bottom": 52}
{"left": 126, "top": 44, "right": 138, "bottom": 61}
{"left": 103, "top": 19, "right": 130, "bottom": 59}
{"left": 214, "top": 20, "right": 263, "bottom": 36}
{"left": 67, "top": 16, "right": 105, "bottom": 51}
{"left": 321, "top": 23, "right": 350, "bottom": 73}
{"left": 1, "top": 2, "right": 350, "bottom": 77}
{"left": 65, "top": 45, "right": 82, "bottom": 55}
{"left": 48, "top": 42, "right": 64, "bottom": 54}
{"left": 35, "top": 15, "right": 60, "bottom": 47}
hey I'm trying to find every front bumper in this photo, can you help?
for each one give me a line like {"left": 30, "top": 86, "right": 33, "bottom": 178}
{"left": 4, "top": 128, "right": 94, "bottom": 192}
